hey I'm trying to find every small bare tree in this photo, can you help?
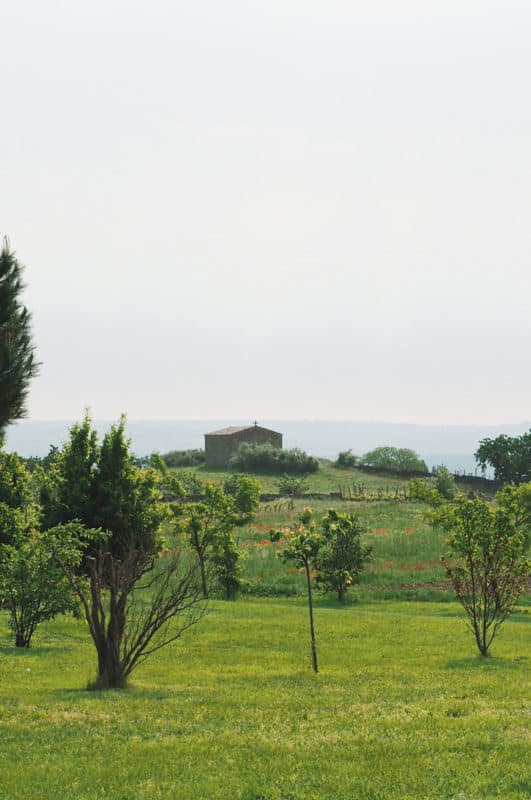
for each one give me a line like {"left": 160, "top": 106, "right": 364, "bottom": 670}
{"left": 50, "top": 523, "right": 205, "bottom": 689}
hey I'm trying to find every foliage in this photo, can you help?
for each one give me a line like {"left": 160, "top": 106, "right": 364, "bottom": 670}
{"left": 175, "top": 470, "right": 204, "bottom": 496}
{"left": 50, "top": 522, "right": 205, "bottom": 689}
{"left": 433, "top": 465, "right": 457, "bottom": 500}
{"left": 222, "top": 473, "right": 262, "bottom": 514}
{"left": 475, "top": 429, "right": 531, "bottom": 484}
{"left": 315, "top": 509, "right": 372, "bottom": 601}
{"left": 271, "top": 508, "right": 323, "bottom": 671}
{"left": 159, "top": 449, "right": 205, "bottom": 468}
{"left": 334, "top": 449, "right": 359, "bottom": 468}
{"left": 149, "top": 453, "right": 187, "bottom": 502}
{"left": 42, "top": 413, "right": 167, "bottom": 559}
{"left": 430, "top": 486, "right": 530, "bottom": 656}
{"left": 408, "top": 478, "right": 443, "bottom": 508}
{"left": 0, "top": 238, "right": 39, "bottom": 445}
{"left": 362, "top": 446, "right": 428, "bottom": 474}
{"left": 0, "top": 530, "right": 77, "bottom": 647}
{"left": 229, "top": 443, "right": 319, "bottom": 475}
{"left": 0, "top": 451, "right": 39, "bottom": 546}
{"left": 178, "top": 475, "right": 260, "bottom": 598}
{"left": 41, "top": 414, "right": 204, "bottom": 689}
{"left": 210, "top": 535, "right": 244, "bottom": 599}
{"left": 276, "top": 474, "right": 310, "bottom": 497}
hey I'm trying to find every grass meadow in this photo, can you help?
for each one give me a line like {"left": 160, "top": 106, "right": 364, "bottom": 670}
{"left": 236, "top": 499, "right": 447, "bottom": 598}
{"left": 1, "top": 598, "right": 529, "bottom": 800}
{"left": 1, "top": 461, "right": 528, "bottom": 799}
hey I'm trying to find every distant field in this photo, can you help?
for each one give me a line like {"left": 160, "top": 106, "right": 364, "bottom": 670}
{"left": 191, "top": 459, "right": 413, "bottom": 494}
{"left": 169, "top": 462, "right": 500, "bottom": 601}
{"left": 0, "top": 599, "right": 529, "bottom": 800}
{"left": 232, "top": 499, "right": 448, "bottom": 599}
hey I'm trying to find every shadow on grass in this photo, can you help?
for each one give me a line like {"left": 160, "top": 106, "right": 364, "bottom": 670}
{"left": 446, "top": 654, "right": 528, "bottom": 671}
{"left": 51, "top": 683, "right": 178, "bottom": 700}
{"left": 0, "top": 643, "right": 75, "bottom": 657}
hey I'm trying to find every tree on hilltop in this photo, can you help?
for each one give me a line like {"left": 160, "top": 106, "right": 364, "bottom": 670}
{"left": 362, "top": 446, "right": 428, "bottom": 473}
{"left": 475, "top": 430, "right": 531, "bottom": 485}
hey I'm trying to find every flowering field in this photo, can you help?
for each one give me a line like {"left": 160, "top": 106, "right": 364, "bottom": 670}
{"left": 233, "top": 499, "right": 450, "bottom": 599}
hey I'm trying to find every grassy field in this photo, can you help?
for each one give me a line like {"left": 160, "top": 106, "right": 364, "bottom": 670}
{"left": 190, "top": 459, "right": 413, "bottom": 495}
{"left": 167, "top": 462, "right": 505, "bottom": 601}
{"left": 0, "top": 598, "right": 529, "bottom": 800}
{"left": 2, "top": 462, "right": 526, "bottom": 799}
{"left": 232, "top": 499, "right": 448, "bottom": 599}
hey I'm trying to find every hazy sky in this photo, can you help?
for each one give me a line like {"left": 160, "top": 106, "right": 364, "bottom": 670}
{"left": 2, "top": 1, "right": 530, "bottom": 425}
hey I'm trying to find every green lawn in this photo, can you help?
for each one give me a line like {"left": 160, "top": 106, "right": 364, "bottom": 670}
{"left": 1, "top": 599, "right": 529, "bottom": 800}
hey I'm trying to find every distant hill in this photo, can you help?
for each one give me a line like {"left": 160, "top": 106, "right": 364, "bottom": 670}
{"left": 4, "top": 419, "right": 530, "bottom": 474}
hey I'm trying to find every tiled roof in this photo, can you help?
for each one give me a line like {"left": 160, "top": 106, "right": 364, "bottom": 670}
{"left": 206, "top": 426, "right": 253, "bottom": 436}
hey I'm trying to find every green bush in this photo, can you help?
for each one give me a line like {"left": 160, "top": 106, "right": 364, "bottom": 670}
{"left": 229, "top": 443, "right": 319, "bottom": 475}
{"left": 434, "top": 465, "right": 457, "bottom": 500}
{"left": 276, "top": 474, "right": 310, "bottom": 497}
{"left": 362, "top": 446, "right": 428, "bottom": 474}
{"left": 160, "top": 449, "right": 205, "bottom": 468}
{"left": 175, "top": 470, "right": 204, "bottom": 496}
{"left": 334, "top": 449, "right": 359, "bottom": 468}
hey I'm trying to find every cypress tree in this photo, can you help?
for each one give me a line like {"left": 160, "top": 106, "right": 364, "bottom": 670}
{"left": 0, "top": 237, "right": 39, "bottom": 444}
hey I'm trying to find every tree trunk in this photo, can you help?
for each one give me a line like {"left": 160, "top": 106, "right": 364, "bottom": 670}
{"left": 304, "top": 560, "right": 318, "bottom": 674}
{"left": 198, "top": 553, "right": 208, "bottom": 599}
{"left": 15, "top": 632, "right": 29, "bottom": 648}
{"left": 97, "top": 647, "right": 126, "bottom": 689}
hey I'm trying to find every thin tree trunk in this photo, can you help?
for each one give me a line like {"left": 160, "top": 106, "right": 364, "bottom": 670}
{"left": 198, "top": 553, "right": 208, "bottom": 599}
{"left": 304, "top": 560, "right": 318, "bottom": 674}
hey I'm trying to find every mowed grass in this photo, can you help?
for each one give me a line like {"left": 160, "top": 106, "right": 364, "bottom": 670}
{"left": 1, "top": 599, "right": 529, "bottom": 800}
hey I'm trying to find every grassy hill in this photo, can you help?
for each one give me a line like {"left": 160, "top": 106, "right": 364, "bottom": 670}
{"left": 168, "top": 461, "right": 498, "bottom": 600}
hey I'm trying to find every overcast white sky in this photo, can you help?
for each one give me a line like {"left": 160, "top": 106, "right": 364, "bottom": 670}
{"left": 1, "top": 0, "right": 530, "bottom": 425}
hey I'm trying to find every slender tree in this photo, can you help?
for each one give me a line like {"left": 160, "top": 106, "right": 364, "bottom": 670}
{"left": 272, "top": 508, "right": 324, "bottom": 673}
{"left": 178, "top": 475, "right": 260, "bottom": 599}
{"left": 0, "top": 238, "right": 39, "bottom": 444}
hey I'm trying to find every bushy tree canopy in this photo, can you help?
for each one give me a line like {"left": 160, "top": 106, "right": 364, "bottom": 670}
{"left": 475, "top": 430, "right": 531, "bottom": 485}
{"left": 0, "top": 239, "right": 39, "bottom": 444}
{"left": 430, "top": 485, "right": 530, "bottom": 656}
{"left": 43, "top": 414, "right": 204, "bottom": 688}
{"left": 229, "top": 443, "right": 319, "bottom": 475}
{"left": 362, "top": 446, "right": 428, "bottom": 473}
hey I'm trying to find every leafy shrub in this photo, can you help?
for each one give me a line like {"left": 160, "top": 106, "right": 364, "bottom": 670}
{"left": 229, "top": 443, "right": 319, "bottom": 475}
{"left": 160, "top": 449, "right": 205, "bottom": 468}
{"left": 362, "top": 446, "right": 428, "bottom": 474}
{"left": 434, "top": 465, "right": 457, "bottom": 500}
{"left": 276, "top": 475, "right": 310, "bottom": 497}
{"left": 316, "top": 509, "right": 372, "bottom": 602}
{"left": 334, "top": 449, "right": 359, "bottom": 468}
{"left": 175, "top": 470, "right": 204, "bottom": 496}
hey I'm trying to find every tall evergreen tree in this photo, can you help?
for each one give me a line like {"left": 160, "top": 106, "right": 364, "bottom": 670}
{"left": 0, "top": 237, "right": 39, "bottom": 444}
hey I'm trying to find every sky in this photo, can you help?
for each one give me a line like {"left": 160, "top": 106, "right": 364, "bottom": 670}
{"left": 1, "top": 0, "right": 530, "bottom": 425}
